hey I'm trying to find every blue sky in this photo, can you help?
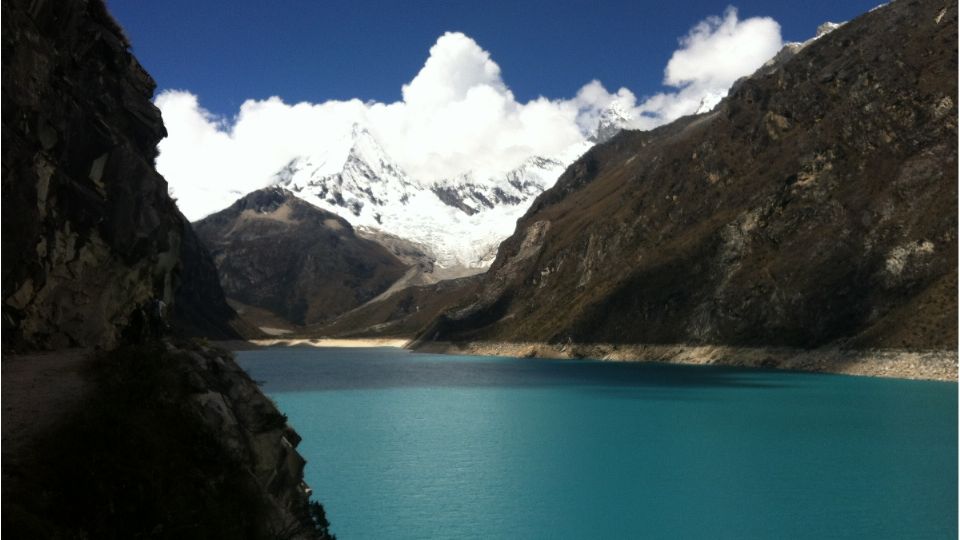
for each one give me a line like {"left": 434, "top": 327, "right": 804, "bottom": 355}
{"left": 109, "top": 0, "right": 880, "bottom": 117}
{"left": 108, "top": 0, "right": 885, "bottom": 221}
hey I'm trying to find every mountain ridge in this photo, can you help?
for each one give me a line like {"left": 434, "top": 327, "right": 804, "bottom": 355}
{"left": 272, "top": 120, "right": 601, "bottom": 270}
{"left": 411, "top": 0, "right": 957, "bottom": 362}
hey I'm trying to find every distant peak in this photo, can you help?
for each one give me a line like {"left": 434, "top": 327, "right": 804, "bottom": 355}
{"left": 234, "top": 186, "right": 294, "bottom": 213}
{"left": 592, "top": 101, "right": 634, "bottom": 144}
{"left": 815, "top": 21, "right": 842, "bottom": 38}
{"left": 350, "top": 122, "right": 370, "bottom": 138}
{"left": 759, "top": 19, "right": 846, "bottom": 73}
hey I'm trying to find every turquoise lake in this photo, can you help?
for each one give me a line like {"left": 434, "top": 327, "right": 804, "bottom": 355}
{"left": 237, "top": 347, "right": 957, "bottom": 539}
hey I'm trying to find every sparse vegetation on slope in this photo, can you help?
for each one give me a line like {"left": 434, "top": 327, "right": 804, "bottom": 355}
{"left": 417, "top": 0, "right": 958, "bottom": 356}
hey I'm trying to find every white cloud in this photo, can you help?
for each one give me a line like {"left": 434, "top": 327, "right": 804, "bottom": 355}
{"left": 157, "top": 10, "right": 784, "bottom": 220}
{"left": 631, "top": 7, "right": 782, "bottom": 128}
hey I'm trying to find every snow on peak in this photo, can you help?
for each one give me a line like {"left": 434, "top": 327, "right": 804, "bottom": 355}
{"left": 694, "top": 90, "right": 727, "bottom": 114}
{"left": 815, "top": 22, "right": 843, "bottom": 38}
{"left": 762, "top": 20, "right": 847, "bottom": 71}
{"left": 592, "top": 101, "right": 634, "bottom": 144}
{"left": 273, "top": 124, "right": 587, "bottom": 270}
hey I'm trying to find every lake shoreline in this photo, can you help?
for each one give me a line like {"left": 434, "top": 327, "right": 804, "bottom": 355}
{"left": 219, "top": 338, "right": 957, "bottom": 381}
{"left": 221, "top": 337, "right": 411, "bottom": 350}
{"left": 414, "top": 341, "right": 958, "bottom": 382}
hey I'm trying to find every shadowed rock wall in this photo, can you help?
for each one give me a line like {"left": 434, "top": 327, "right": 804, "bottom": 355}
{"left": 2, "top": 0, "right": 243, "bottom": 349}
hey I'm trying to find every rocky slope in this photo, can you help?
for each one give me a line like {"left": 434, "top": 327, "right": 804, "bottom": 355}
{"left": 171, "top": 220, "right": 259, "bottom": 339}
{"left": 415, "top": 0, "right": 958, "bottom": 359}
{"left": 1, "top": 0, "right": 245, "bottom": 349}
{"left": 308, "top": 275, "right": 482, "bottom": 339}
{"left": 194, "top": 187, "right": 408, "bottom": 327}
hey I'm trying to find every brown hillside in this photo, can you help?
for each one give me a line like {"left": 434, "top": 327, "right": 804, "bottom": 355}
{"left": 417, "top": 0, "right": 958, "bottom": 351}
{"left": 194, "top": 187, "right": 409, "bottom": 327}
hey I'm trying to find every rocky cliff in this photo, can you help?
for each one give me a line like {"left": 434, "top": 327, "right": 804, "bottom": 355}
{"left": 4, "top": 341, "right": 331, "bottom": 539}
{"left": 1, "top": 0, "right": 327, "bottom": 536}
{"left": 194, "top": 187, "right": 408, "bottom": 327}
{"left": 2, "top": 0, "right": 244, "bottom": 349}
{"left": 416, "top": 0, "right": 958, "bottom": 360}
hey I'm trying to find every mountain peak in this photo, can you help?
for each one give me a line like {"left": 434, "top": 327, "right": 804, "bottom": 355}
{"left": 266, "top": 118, "right": 586, "bottom": 269}
{"left": 230, "top": 186, "right": 294, "bottom": 213}
{"left": 592, "top": 101, "right": 633, "bottom": 144}
{"left": 815, "top": 21, "right": 843, "bottom": 38}
{"left": 761, "top": 20, "right": 847, "bottom": 73}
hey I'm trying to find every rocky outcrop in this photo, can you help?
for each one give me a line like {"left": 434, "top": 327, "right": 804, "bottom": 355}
{"left": 171, "top": 341, "right": 323, "bottom": 538}
{"left": 194, "top": 187, "right": 409, "bottom": 327}
{"left": 1, "top": 2, "right": 325, "bottom": 537}
{"left": 3, "top": 341, "right": 329, "bottom": 538}
{"left": 416, "top": 0, "right": 958, "bottom": 357}
{"left": 1, "top": 0, "right": 245, "bottom": 350}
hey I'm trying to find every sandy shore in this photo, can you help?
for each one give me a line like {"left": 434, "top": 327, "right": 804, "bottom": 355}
{"left": 413, "top": 341, "right": 958, "bottom": 382}
{"left": 218, "top": 337, "right": 957, "bottom": 381}
{"left": 231, "top": 337, "right": 410, "bottom": 349}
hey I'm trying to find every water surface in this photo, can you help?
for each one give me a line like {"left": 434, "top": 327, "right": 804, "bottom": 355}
{"left": 237, "top": 347, "right": 957, "bottom": 539}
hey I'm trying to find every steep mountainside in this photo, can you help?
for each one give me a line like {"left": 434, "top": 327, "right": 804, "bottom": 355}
{"left": 1, "top": 0, "right": 244, "bottom": 349}
{"left": 172, "top": 221, "right": 259, "bottom": 339}
{"left": 194, "top": 187, "right": 408, "bottom": 327}
{"left": 2, "top": 1, "right": 325, "bottom": 536}
{"left": 416, "top": 0, "right": 957, "bottom": 354}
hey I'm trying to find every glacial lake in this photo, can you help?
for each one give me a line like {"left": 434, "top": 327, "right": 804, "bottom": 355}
{"left": 237, "top": 347, "right": 957, "bottom": 539}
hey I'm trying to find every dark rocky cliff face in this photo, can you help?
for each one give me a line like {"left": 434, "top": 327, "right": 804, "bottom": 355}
{"left": 2, "top": 1, "right": 327, "bottom": 537}
{"left": 173, "top": 220, "right": 260, "bottom": 339}
{"left": 418, "top": 0, "right": 958, "bottom": 351}
{"left": 4, "top": 341, "right": 329, "bottom": 539}
{"left": 195, "top": 187, "right": 408, "bottom": 327}
{"left": 2, "top": 0, "right": 243, "bottom": 349}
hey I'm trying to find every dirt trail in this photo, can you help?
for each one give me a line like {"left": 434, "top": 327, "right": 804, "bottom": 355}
{"left": 2, "top": 349, "right": 92, "bottom": 479}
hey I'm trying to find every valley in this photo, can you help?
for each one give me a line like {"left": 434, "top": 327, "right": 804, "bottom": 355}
{"left": 196, "top": 0, "right": 956, "bottom": 384}
{"left": 2, "top": 0, "right": 956, "bottom": 537}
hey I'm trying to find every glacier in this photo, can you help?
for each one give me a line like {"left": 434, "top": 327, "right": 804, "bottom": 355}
{"left": 273, "top": 123, "right": 592, "bottom": 271}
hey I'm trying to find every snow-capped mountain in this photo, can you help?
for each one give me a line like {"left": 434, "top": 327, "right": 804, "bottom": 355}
{"left": 274, "top": 124, "right": 588, "bottom": 271}
{"left": 274, "top": 125, "right": 424, "bottom": 224}
{"left": 433, "top": 155, "right": 569, "bottom": 215}
{"left": 590, "top": 101, "right": 633, "bottom": 144}
{"left": 694, "top": 90, "right": 728, "bottom": 114}
{"left": 761, "top": 21, "right": 845, "bottom": 72}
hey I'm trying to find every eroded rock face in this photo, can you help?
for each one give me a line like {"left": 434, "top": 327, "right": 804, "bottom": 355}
{"left": 2, "top": 0, "right": 242, "bottom": 349}
{"left": 419, "top": 0, "right": 958, "bottom": 351}
{"left": 173, "top": 342, "right": 320, "bottom": 537}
